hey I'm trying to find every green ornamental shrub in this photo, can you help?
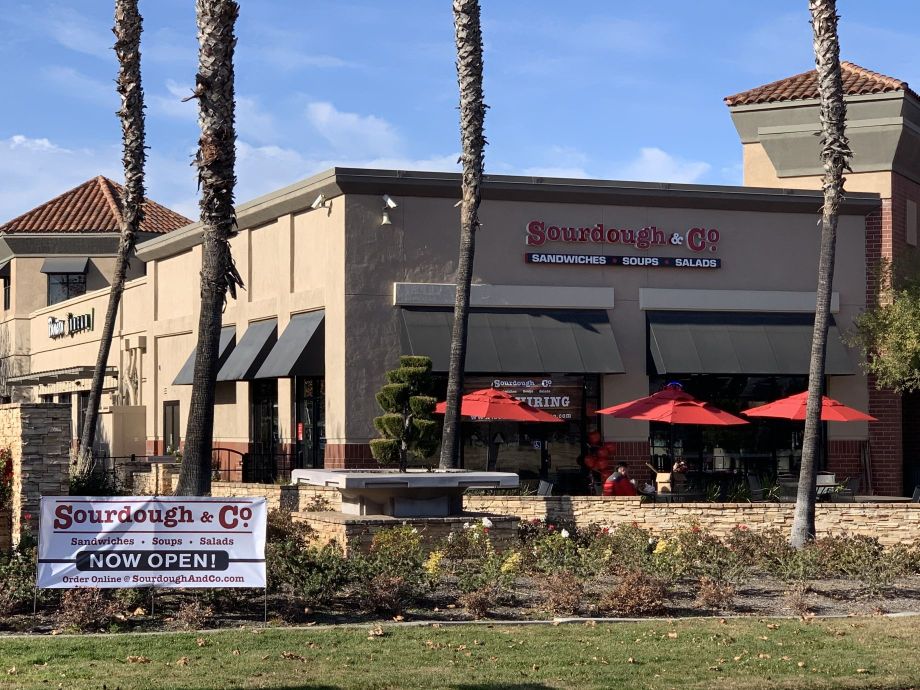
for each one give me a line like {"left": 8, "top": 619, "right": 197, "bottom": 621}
{"left": 370, "top": 355, "right": 440, "bottom": 471}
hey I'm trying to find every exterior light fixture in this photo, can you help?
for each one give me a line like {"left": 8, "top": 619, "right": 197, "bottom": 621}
{"left": 381, "top": 194, "right": 397, "bottom": 226}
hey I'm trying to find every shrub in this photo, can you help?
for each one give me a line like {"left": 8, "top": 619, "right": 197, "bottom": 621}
{"left": 69, "top": 470, "right": 126, "bottom": 497}
{"left": 695, "top": 576, "right": 736, "bottom": 610}
{"left": 784, "top": 580, "right": 813, "bottom": 616}
{"left": 540, "top": 572, "right": 584, "bottom": 616}
{"left": 671, "top": 525, "right": 748, "bottom": 584}
{"left": 458, "top": 585, "right": 497, "bottom": 619}
{"left": 266, "top": 509, "right": 313, "bottom": 547}
{"left": 112, "top": 587, "right": 147, "bottom": 613}
{"left": 602, "top": 523, "right": 655, "bottom": 576}
{"left": 174, "top": 598, "right": 213, "bottom": 629}
{"left": 0, "top": 546, "right": 40, "bottom": 616}
{"left": 57, "top": 589, "right": 120, "bottom": 632}
{"left": 352, "top": 526, "right": 428, "bottom": 614}
{"left": 597, "top": 570, "right": 668, "bottom": 616}
{"left": 0, "top": 447, "right": 12, "bottom": 508}
{"left": 528, "top": 531, "right": 596, "bottom": 576}
{"left": 814, "top": 535, "right": 902, "bottom": 594}
{"left": 725, "top": 526, "right": 793, "bottom": 572}
{"left": 357, "top": 574, "right": 417, "bottom": 615}
{"left": 267, "top": 539, "right": 352, "bottom": 605}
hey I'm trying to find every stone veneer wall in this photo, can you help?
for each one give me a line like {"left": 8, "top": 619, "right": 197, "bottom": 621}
{"left": 463, "top": 496, "right": 920, "bottom": 546}
{"left": 293, "top": 511, "right": 519, "bottom": 555}
{"left": 0, "top": 404, "right": 71, "bottom": 546}
{"left": 209, "top": 481, "right": 341, "bottom": 513}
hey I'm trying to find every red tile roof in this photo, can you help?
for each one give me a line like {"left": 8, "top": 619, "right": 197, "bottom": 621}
{"left": 0, "top": 176, "right": 192, "bottom": 235}
{"left": 724, "top": 61, "right": 916, "bottom": 107}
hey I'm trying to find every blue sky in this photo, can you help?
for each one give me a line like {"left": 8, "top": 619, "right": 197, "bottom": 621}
{"left": 0, "top": 0, "right": 918, "bottom": 221}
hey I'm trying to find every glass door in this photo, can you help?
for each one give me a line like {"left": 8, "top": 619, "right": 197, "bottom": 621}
{"left": 162, "top": 401, "right": 180, "bottom": 454}
{"left": 295, "top": 377, "right": 325, "bottom": 468}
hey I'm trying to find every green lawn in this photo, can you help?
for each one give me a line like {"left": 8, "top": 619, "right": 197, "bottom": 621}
{"left": 1, "top": 617, "right": 918, "bottom": 689}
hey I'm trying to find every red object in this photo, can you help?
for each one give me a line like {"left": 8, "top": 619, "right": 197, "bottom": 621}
{"left": 597, "top": 384, "right": 748, "bottom": 426}
{"left": 742, "top": 391, "right": 876, "bottom": 422}
{"left": 587, "top": 430, "right": 602, "bottom": 446}
{"left": 603, "top": 441, "right": 617, "bottom": 455}
{"left": 434, "top": 388, "right": 563, "bottom": 423}
{"left": 603, "top": 474, "right": 638, "bottom": 496}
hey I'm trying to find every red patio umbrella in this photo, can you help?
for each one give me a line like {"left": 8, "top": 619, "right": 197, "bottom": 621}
{"left": 741, "top": 391, "right": 876, "bottom": 422}
{"left": 435, "top": 388, "right": 563, "bottom": 423}
{"left": 597, "top": 384, "right": 749, "bottom": 425}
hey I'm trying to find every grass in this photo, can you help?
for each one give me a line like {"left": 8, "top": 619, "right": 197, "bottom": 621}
{"left": 0, "top": 617, "right": 918, "bottom": 689}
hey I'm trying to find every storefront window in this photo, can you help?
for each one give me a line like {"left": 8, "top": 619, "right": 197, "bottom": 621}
{"left": 648, "top": 374, "right": 821, "bottom": 478}
{"left": 47, "top": 273, "right": 86, "bottom": 306}
{"left": 449, "top": 374, "right": 599, "bottom": 493}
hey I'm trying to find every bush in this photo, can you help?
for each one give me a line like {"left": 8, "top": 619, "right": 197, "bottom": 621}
{"left": 695, "top": 576, "right": 736, "bottom": 610}
{"left": 725, "top": 526, "right": 794, "bottom": 572}
{"left": 458, "top": 586, "right": 497, "bottom": 619}
{"left": 174, "top": 598, "right": 213, "bottom": 629}
{"left": 352, "top": 526, "right": 428, "bottom": 614}
{"left": 57, "top": 589, "right": 120, "bottom": 632}
{"left": 267, "top": 539, "right": 352, "bottom": 605}
{"left": 266, "top": 509, "right": 313, "bottom": 547}
{"left": 357, "top": 574, "right": 417, "bottom": 615}
{"left": 784, "top": 581, "right": 813, "bottom": 616}
{"left": 540, "top": 572, "right": 584, "bottom": 616}
{"left": 0, "top": 546, "right": 40, "bottom": 616}
{"left": 597, "top": 570, "right": 668, "bottom": 616}
{"left": 69, "top": 470, "right": 127, "bottom": 497}
{"left": 601, "top": 523, "right": 655, "bottom": 576}
{"left": 528, "top": 531, "right": 600, "bottom": 577}
{"left": 814, "top": 535, "right": 903, "bottom": 594}
{"left": 671, "top": 525, "right": 748, "bottom": 584}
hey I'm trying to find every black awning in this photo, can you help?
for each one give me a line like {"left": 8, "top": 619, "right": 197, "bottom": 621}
{"left": 399, "top": 309, "right": 624, "bottom": 373}
{"left": 217, "top": 319, "right": 277, "bottom": 381}
{"left": 173, "top": 326, "right": 236, "bottom": 385}
{"left": 255, "top": 311, "right": 324, "bottom": 378}
{"left": 647, "top": 311, "right": 855, "bottom": 375}
{"left": 40, "top": 257, "right": 89, "bottom": 274}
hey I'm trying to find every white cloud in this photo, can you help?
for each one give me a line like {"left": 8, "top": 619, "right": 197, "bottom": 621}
{"left": 42, "top": 66, "right": 117, "bottom": 108}
{"left": 45, "top": 5, "right": 113, "bottom": 60}
{"left": 305, "top": 102, "right": 403, "bottom": 159}
{"left": 617, "top": 147, "right": 711, "bottom": 184}
{"left": 0, "top": 135, "right": 120, "bottom": 221}
{"left": 149, "top": 80, "right": 197, "bottom": 120}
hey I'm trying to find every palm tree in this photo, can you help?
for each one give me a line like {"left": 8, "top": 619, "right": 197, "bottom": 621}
{"left": 791, "top": 0, "right": 853, "bottom": 548}
{"left": 75, "top": 0, "right": 147, "bottom": 478}
{"left": 439, "top": 0, "right": 487, "bottom": 470}
{"left": 174, "top": 0, "right": 244, "bottom": 495}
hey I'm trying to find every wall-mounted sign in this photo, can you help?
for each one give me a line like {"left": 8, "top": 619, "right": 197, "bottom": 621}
{"left": 525, "top": 253, "right": 721, "bottom": 269}
{"left": 37, "top": 496, "right": 267, "bottom": 589}
{"left": 525, "top": 220, "right": 721, "bottom": 253}
{"left": 49, "top": 309, "right": 94, "bottom": 339}
{"left": 465, "top": 375, "right": 584, "bottom": 420}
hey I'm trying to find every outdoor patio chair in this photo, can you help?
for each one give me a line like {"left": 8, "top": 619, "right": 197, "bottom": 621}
{"left": 745, "top": 474, "right": 768, "bottom": 502}
{"left": 537, "top": 480, "right": 554, "bottom": 496}
{"left": 912, "top": 486, "right": 920, "bottom": 503}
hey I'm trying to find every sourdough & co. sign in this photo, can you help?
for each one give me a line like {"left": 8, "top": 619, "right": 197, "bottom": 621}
{"left": 523, "top": 219, "right": 723, "bottom": 269}
{"left": 48, "top": 309, "right": 94, "bottom": 339}
{"left": 465, "top": 375, "right": 583, "bottom": 420}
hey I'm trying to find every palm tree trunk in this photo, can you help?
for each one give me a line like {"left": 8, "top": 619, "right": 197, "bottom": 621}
{"left": 791, "top": 0, "right": 852, "bottom": 548}
{"left": 439, "top": 0, "right": 487, "bottom": 470}
{"left": 175, "top": 0, "right": 243, "bottom": 496}
{"left": 75, "top": 0, "right": 146, "bottom": 478}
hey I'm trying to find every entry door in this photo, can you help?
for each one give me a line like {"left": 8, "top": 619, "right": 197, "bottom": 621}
{"left": 295, "top": 377, "right": 325, "bottom": 469}
{"left": 163, "top": 401, "right": 180, "bottom": 453}
{"left": 250, "top": 380, "right": 279, "bottom": 456}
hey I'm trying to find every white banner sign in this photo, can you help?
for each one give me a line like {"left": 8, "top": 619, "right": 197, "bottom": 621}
{"left": 37, "top": 496, "right": 266, "bottom": 589}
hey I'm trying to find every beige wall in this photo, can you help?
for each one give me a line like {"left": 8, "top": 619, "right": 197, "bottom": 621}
{"left": 342, "top": 192, "right": 869, "bottom": 445}
{"left": 8, "top": 177, "right": 874, "bottom": 456}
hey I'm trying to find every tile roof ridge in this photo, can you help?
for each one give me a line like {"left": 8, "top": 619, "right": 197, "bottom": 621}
{"left": 840, "top": 61, "right": 909, "bottom": 90}
{"left": 96, "top": 175, "right": 125, "bottom": 229}
{"left": 0, "top": 177, "right": 99, "bottom": 231}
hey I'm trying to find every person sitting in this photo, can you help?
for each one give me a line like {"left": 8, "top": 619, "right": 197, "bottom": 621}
{"left": 603, "top": 463, "right": 639, "bottom": 496}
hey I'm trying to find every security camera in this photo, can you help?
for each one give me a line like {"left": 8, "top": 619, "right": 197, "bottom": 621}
{"left": 382, "top": 194, "right": 398, "bottom": 209}
{"left": 310, "top": 193, "right": 327, "bottom": 210}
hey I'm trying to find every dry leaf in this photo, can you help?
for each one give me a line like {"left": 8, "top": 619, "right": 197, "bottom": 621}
{"left": 531, "top": 664, "right": 539, "bottom": 671}
{"left": 175, "top": 657, "right": 189, "bottom": 667}
{"left": 281, "top": 651, "right": 306, "bottom": 662}
{"left": 260, "top": 655, "right": 269, "bottom": 661}
{"left": 231, "top": 650, "right": 240, "bottom": 656}
{"left": 627, "top": 657, "right": 635, "bottom": 664}
{"left": 392, "top": 615, "right": 405, "bottom": 622}
{"left": 6, "top": 668, "right": 16, "bottom": 675}
{"left": 196, "top": 638, "right": 208, "bottom": 647}
{"left": 797, "top": 661, "right": 806, "bottom": 667}
{"left": 733, "top": 656, "right": 742, "bottom": 661}
{"left": 758, "top": 654, "right": 771, "bottom": 660}
{"left": 368, "top": 625, "right": 385, "bottom": 638}
{"left": 667, "top": 632, "right": 678, "bottom": 639}
{"left": 766, "top": 624, "right": 779, "bottom": 630}
{"left": 126, "top": 656, "right": 151, "bottom": 664}
{"left": 856, "top": 669, "right": 868, "bottom": 674}
{"left": 132, "top": 607, "right": 146, "bottom": 617}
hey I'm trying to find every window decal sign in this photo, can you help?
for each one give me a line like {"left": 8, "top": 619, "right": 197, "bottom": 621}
{"left": 37, "top": 496, "right": 266, "bottom": 589}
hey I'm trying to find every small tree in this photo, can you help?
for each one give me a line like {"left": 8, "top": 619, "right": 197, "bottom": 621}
{"left": 370, "top": 356, "right": 440, "bottom": 472}
{"left": 851, "top": 259, "right": 920, "bottom": 393}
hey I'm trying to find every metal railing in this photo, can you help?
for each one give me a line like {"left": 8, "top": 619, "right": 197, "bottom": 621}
{"left": 210, "top": 448, "right": 296, "bottom": 484}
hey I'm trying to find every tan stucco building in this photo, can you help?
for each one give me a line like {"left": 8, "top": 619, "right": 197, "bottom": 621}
{"left": 7, "top": 62, "right": 920, "bottom": 495}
